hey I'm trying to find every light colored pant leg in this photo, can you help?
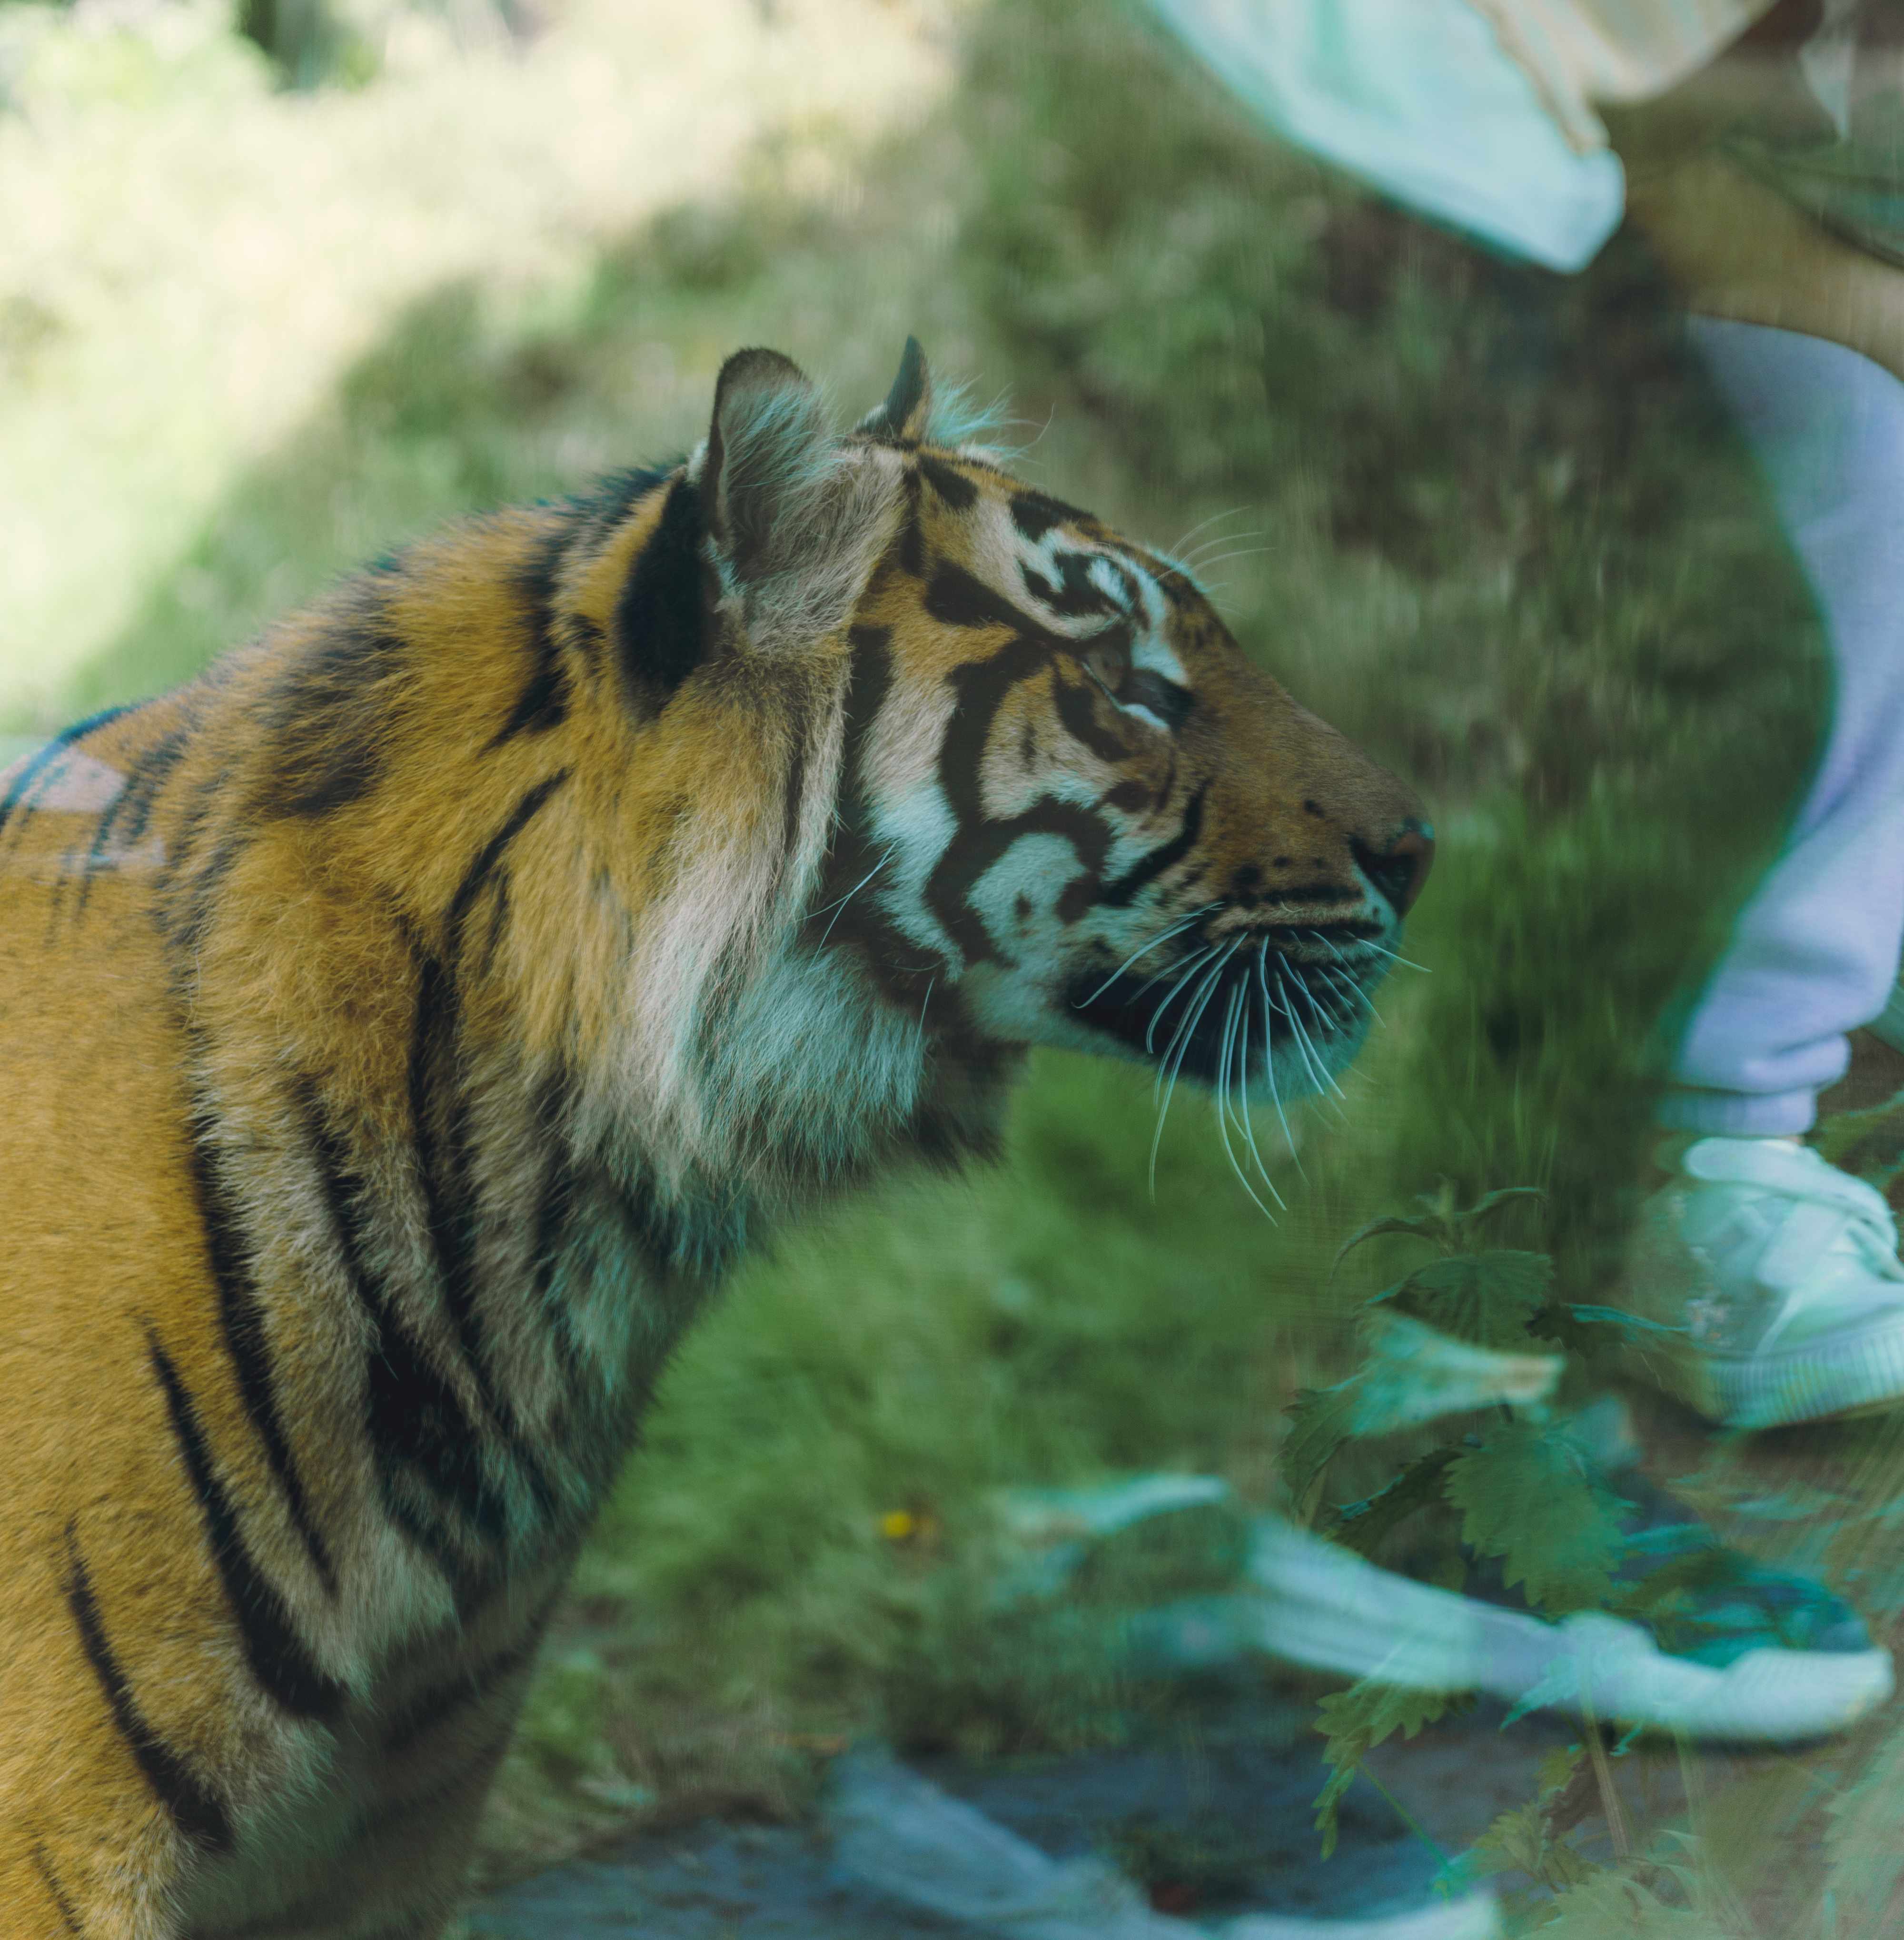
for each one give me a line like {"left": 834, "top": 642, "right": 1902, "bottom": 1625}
{"left": 1663, "top": 319, "right": 1904, "bottom": 1137}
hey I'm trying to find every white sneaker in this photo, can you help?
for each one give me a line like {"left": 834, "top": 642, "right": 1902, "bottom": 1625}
{"left": 1624, "top": 1135, "right": 1904, "bottom": 1428}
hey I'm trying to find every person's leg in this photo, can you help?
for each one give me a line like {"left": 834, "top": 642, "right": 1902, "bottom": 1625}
{"left": 1628, "top": 318, "right": 1904, "bottom": 1427}
{"left": 1664, "top": 318, "right": 1904, "bottom": 1133}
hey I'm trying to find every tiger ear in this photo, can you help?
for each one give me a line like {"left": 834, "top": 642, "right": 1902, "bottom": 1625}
{"left": 698, "top": 346, "right": 901, "bottom": 653}
{"left": 854, "top": 336, "right": 934, "bottom": 442}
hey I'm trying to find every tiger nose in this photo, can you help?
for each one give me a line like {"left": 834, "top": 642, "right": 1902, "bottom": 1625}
{"left": 1352, "top": 817, "right": 1434, "bottom": 919}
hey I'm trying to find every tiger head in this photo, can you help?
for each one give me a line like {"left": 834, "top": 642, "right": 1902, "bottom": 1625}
{"left": 674, "top": 340, "right": 1432, "bottom": 1168}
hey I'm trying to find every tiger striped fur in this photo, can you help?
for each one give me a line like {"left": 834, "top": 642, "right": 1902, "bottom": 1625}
{"left": 0, "top": 341, "right": 1431, "bottom": 1938}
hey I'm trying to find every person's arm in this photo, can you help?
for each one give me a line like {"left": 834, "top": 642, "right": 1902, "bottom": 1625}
{"left": 1610, "top": 0, "right": 1904, "bottom": 383}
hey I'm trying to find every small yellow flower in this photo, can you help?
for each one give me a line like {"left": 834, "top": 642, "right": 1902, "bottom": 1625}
{"left": 880, "top": 1509, "right": 917, "bottom": 1542}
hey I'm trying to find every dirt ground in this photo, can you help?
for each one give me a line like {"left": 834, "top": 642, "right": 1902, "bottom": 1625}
{"left": 465, "top": 1694, "right": 1586, "bottom": 1935}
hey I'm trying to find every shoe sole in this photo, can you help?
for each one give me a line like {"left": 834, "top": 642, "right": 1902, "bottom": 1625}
{"left": 1128, "top": 1517, "right": 1894, "bottom": 1744}
{"left": 1622, "top": 1311, "right": 1904, "bottom": 1430}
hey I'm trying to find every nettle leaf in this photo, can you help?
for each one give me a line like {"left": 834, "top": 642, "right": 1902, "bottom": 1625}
{"left": 1375, "top": 1250, "right": 1554, "bottom": 1350}
{"left": 1334, "top": 1183, "right": 1547, "bottom": 1275}
{"left": 1459, "top": 1185, "right": 1548, "bottom": 1232}
{"left": 1280, "top": 1382, "right": 1359, "bottom": 1516}
{"left": 1325, "top": 1445, "right": 1462, "bottom": 1559}
{"left": 1312, "top": 1679, "right": 1455, "bottom": 1858}
{"left": 1332, "top": 1208, "right": 1457, "bottom": 1272}
{"left": 1470, "top": 1800, "right": 1601, "bottom": 1892}
{"left": 1444, "top": 1418, "right": 1625, "bottom": 1614}
{"left": 1533, "top": 1869, "right": 1711, "bottom": 1937}
{"left": 1284, "top": 1317, "right": 1558, "bottom": 1516}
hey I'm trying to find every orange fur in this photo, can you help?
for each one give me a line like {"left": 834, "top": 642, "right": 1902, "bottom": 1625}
{"left": 0, "top": 344, "right": 1428, "bottom": 1937}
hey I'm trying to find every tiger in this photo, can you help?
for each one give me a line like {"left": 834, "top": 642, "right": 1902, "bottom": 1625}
{"left": 0, "top": 339, "right": 1431, "bottom": 1938}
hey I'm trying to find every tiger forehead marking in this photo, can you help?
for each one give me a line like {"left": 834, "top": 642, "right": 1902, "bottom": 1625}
{"left": 0, "top": 339, "right": 1428, "bottom": 1937}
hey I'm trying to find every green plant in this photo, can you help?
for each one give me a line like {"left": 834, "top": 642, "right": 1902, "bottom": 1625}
{"left": 1289, "top": 1184, "right": 1681, "bottom": 1854}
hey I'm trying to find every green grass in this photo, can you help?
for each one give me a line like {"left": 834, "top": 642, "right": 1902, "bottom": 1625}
{"left": 10, "top": 0, "right": 1891, "bottom": 1923}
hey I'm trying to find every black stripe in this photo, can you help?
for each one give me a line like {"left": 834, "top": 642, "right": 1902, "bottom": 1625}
{"left": 478, "top": 871, "right": 511, "bottom": 978}
{"left": 185, "top": 1125, "right": 340, "bottom": 1599}
{"left": 781, "top": 729, "right": 808, "bottom": 874}
{"left": 566, "top": 461, "right": 679, "bottom": 543}
{"left": 63, "top": 1526, "right": 234, "bottom": 1854}
{"left": 296, "top": 1077, "right": 509, "bottom": 1581}
{"left": 406, "top": 950, "right": 500, "bottom": 1407}
{"left": 613, "top": 475, "right": 708, "bottom": 705}
{"left": 925, "top": 637, "right": 1113, "bottom": 965}
{"left": 145, "top": 1329, "right": 347, "bottom": 1724}
{"left": 801, "top": 625, "right": 950, "bottom": 1005}
{"left": 426, "top": 775, "right": 571, "bottom": 1430}
{"left": 446, "top": 772, "right": 569, "bottom": 940}
{"left": 406, "top": 775, "right": 574, "bottom": 1533}
{"left": 1101, "top": 782, "right": 1208, "bottom": 908}
{"left": 74, "top": 725, "right": 190, "bottom": 920}
{"left": 897, "top": 467, "right": 926, "bottom": 577}
{"left": 841, "top": 625, "right": 894, "bottom": 766}
{"left": 488, "top": 526, "right": 573, "bottom": 748}
{"left": 917, "top": 455, "right": 978, "bottom": 510}
{"left": 1008, "top": 489, "right": 1090, "bottom": 543}
{"left": 258, "top": 621, "right": 408, "bottom": 819}
{"left": 172, "top": 828, "right": 247, "bottom": 960}
{"left": 153, "top": 765, "right": 226, "bottom": 947}
{"left": 1021, "top": 548, "right": 1117, "bottom": 620}
{"left": 417, "top": 783, "right": 573, "bottom": 1475}
{"left": 1051, "top": 670, "right": 1130, "bottom": 764}
{"left": 1122, "top": 667, "right": 1195, "bottom": 733}
{"left": 924, "top": 562, "right": 1047, "bottom": 636}
{"left": 527, "top": 1069, "right": 585, "bottom": 1369}
{"left": 380, "top": 1595, "right": 557, "bottom": 1755}
{"left": 30, "top": 1845, "right": 84, "bottom": 1937}
{"left": 0, "top": 706, "right": 132, "bottom": 849}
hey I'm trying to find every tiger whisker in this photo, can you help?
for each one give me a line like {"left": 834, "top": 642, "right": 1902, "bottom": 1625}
{"left": 1327, "top": 966, "right": 1381, "bottom": 1026}
{"left": 1264, "top": 965, "right": 1321, "bottom": 1094}
{"left": 1149, "top": 939, "right": 1238, "bottom": 1191}
{"left": 1312, "top": 930, "right": 1389, "bottom": 1023}
{"left": 812, "top": 849, "right": 893, "bottom": 949}
{"left": 1153, "top": 940, "right": 1233, "bottom": 1099}
{"left": 1176, "top": 515, "right": 1266, "bottom": 554}
{"left": 1179, "top": 542, "right": 1269, "bottom": 574}
{"left": 1211, "top": 982, "right": 1279, "bottom": 1222}
{"left": 1355, "top": 935, "right": 1430, "bottom": 973}
{"left": 1178, "top": 532, "right": 1268, "bottom": 568}
{"left": 1143, "top": 942, "right": 1223, "bottom": 1056}
{"left": 1292, "top": 964, "right": 1340, "bottom": 1037}
{"left": 1165, "top": 504, "right": 1258, "bottom": 561}
{"left": 1278, "top": 964, "right": 1346, "bottom": 1103}
{"left": 1075, "top": 903, "right": 1218, "bottom": 1008}
{"left": 1255, "top": 944, "right": 1307, "bottom": 1182}
{"left": 1233, "top": 987, "right": 1287, "bottom": 1207}
{"left": 1311, "top": 943, "right": 1385, "bottom": 1029}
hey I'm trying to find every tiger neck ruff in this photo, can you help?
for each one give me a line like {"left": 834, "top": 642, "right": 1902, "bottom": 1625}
{"left": 0, "top": 341, "right": 1430, "bottom": 1939}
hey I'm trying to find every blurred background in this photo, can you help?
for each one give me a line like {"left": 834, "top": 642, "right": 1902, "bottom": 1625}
{"left": 2, "top": 0, "right": 1876, "bottom": 1921}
